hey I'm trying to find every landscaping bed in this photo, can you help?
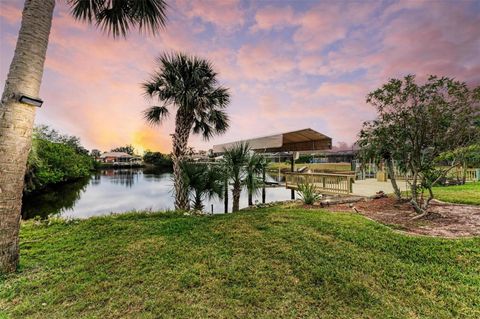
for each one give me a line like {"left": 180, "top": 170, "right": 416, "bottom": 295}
{"left": 325, "top": 196, "right": 480, "bottom": 238}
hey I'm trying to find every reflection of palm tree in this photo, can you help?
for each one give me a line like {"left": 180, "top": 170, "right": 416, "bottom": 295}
{"left": 143, "top": 53, "right": 230, "bottom": 211}
{"left": 0, "top": 0, "right": 168, "bottom": 273}
{"left": 22, "top": 177, "right": 90, "bottom": 220}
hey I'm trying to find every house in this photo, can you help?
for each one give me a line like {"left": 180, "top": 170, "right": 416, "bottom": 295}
{"left": 98, "top": 152, "right": 143, "bottom": 165}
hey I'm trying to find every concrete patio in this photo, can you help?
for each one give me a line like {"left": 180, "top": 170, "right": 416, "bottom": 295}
{"left": 352, "top": 178, "right": 409, "bottom": 197}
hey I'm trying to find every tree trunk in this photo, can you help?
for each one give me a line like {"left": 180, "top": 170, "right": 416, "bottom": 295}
{"left": 385, "top": 158, "right": 401, "bottom": 200}
{"left": 171, "top": 112, "right": 193, "bottom": 211}
{"left": 224, "top": 178, "right": 228, "bottom": 213}
{"left": 248, "top": 191, "right": 253, "bottom": 206}
{"left": 232, "top": 182, "right": 241, "bottom": 212}
{"left": 0, "top": 0, "right": 55, "bottom": 273}
{"left": 193, "top": 193, "right": 203, "bottom": 211}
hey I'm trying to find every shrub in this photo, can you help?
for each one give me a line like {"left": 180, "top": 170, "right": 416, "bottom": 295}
{"left": 297, "top": 183, "right": 321, "bottom": 205}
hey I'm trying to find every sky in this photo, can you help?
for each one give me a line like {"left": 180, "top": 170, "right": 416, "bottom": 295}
{"left": 1, "top": 0, "right": 479, "bottom": 154}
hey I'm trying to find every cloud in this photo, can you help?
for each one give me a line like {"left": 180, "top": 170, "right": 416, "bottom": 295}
{"left": 176, "top": 0, "right": 246, "bottom": 31}
{"left": 237, "top": 42, "right": 296, "bottom": 81}
{"left": 251, "top": 5, "right": 296, "bottom": 32}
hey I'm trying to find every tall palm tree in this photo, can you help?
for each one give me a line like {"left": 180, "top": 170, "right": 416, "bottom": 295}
{"left": 245, "top": 153, "right": 264, "bottom": 206}
{"left": 182, "top": 163, "right": 223, "bottom": 211}
{"left": 143, "top": 52, "right": 230, "bottom": 211}
{"left": 0, "top": 0, "right": 168, "bottom": 273}
{"left": 222, "top": 142, "right": 250, "bottom": 212}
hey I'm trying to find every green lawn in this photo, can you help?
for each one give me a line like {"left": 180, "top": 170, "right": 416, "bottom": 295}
{"left": 433, "top": 182, "right": 480, "bottom": 205}
{"left": 1, "top": 209, "right": 479, "bottom": 318}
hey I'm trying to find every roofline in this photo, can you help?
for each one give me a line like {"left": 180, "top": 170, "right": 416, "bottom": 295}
{"left": 213, "top": 128, "right": 332, "bottom": 147}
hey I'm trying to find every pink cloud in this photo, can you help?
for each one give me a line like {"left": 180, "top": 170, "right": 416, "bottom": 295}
{"left": 176, "top": 0, "right": 245, "bottom": 31}
{"left": 237, "top": 42, "right": 296, "bottom": 81}
{"left": 251, "top": 5, "right": 296, "bottom": 32}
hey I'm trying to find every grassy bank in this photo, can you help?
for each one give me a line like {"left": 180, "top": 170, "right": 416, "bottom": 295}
{"left": 431, "top": 182, "right": 480, "bottom": 205}
{"left": 1, "top": 208, "right": 479, "bottom": 318}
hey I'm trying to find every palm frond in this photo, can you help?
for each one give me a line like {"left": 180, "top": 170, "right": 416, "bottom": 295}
{"left": 68, "top": 0, "right": 168, "bottom": 38}
{"left": 142, "top": 52, "right": 231, "bottom": 138}
{"left": 143, "top": 106, "right": 169, "bottom": 125}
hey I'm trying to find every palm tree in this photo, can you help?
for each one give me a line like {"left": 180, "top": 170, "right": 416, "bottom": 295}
{"left": 143, "top": 53, "right": 230, "bottom": 211}
{"left": 222, "top": 142, "right": 250, "bottom": 212}
{"left": 0, "top": 0, "right": 168, "bottom": 273}
{"left": 245, "top": 153, "right": 264, "bottom": 206}
{"left": 182, "top": 163, "right": 223, "bottom": 211}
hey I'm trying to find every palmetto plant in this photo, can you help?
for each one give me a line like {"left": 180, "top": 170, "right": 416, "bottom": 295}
{"left": 222, "top": 142, "right": 250, "bottom": 212}
{"left": 143, "top": 53, "right": 230, "bottom": 211}
{"left": 297, "top": 183, "right": 321, "bottom": 205}
{"left": 245, "top": 153, "right": 265, "bottom": 206}
{"left": 182, "top": 163, "right": 223, "bottom": 212}
{"left": 0, "top": 0, "right": 168, "bottom": 273}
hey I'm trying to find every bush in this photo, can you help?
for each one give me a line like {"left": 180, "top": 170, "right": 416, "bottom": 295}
{"left": 25, "top": 138, "right": 93, "bottom": 192}
{"left": 297, "top": 183, "right": 321, "bottom": 205}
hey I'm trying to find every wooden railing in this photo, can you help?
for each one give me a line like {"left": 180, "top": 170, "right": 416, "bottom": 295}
{"left": 395, "top": 168, "right": 479, "bottom": 182}
{"left": 284, "top": 172, "right": 354, "bottom": 195}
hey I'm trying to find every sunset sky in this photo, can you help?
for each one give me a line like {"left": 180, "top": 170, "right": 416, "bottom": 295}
{"left": 1, "top": 0, "right": 479, "bottom": 154}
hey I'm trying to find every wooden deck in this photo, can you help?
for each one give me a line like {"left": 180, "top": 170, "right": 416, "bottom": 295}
{"left": 285, "top": 172, "right": 411, "bottom": 197}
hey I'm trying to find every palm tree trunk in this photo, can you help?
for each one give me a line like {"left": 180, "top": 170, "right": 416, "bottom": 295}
{"left": 248, "top": 191, "right": 253, "bottom": 206}
{"left": 224, "top": 178, "right": 229, "bottom": 213}
{"left": 171, "top": 112, "right": 192, "bottom": 211}
{"left": 0, "top": 0, "right": 55, "bottom": 273}
{"left": 232, "top": 182, "right": 241, "bottom": 212}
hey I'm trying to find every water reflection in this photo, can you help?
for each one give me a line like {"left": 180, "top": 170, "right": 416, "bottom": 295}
{"left": 22, "top": 168, "right": 292, "bottom": 219}
{"left": 22, "top": 177, "right": 90, "bottom": 219}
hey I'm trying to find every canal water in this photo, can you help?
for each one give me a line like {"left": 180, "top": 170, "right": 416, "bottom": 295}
{"left": 22, "top": 167, "right": 292, "bottom": 219}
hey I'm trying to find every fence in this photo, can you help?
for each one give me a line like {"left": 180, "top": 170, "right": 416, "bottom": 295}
{"left": 284, "top": 172, "right": 354, "bottom": 195}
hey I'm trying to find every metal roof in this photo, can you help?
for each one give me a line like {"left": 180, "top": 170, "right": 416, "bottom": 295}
{"left": 212, "top": 128, "right": 332, "bottom": 154}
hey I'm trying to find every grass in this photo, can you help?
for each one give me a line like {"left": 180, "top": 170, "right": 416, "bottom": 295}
{"left": 432, "top": 182, "right": 480, "bottom": 205}
{"left": 1, "top": 208, "right": 479, "bottom": 318}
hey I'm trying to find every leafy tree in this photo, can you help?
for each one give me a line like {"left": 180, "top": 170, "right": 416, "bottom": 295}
{"left": 143, "top": 150, "right": 172, "bottom": 167}
{"left": 0, "top": 0, "right": 168, "bottom": 273}
{"left": 111, "top": 145, "right": 135, "bottom": 155}
{"left": 35, "top": 125, "right": 89, "bottom": 155}
{"left": 143, "top": 52, "right": 230, "bottom": 211}
{"left": 90, "top": 149, "right": 102, "bottom": 158}
{"left": 357, "top": 121, "right": 403, "bottom": 200}
{"left": 222, "top": 142, "right": 250, "bottom": 212}
{"left": 25, "top": 138, "right": 93, "bottom": 193}
{"left": 360, "top": 75, "right": 480, "bottom": 218}
{"left": 182, "top": 163, "right": 223, "bottom": 211}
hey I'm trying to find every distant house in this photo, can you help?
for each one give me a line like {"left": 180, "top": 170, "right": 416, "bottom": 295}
{"left": 98, "top": 152, "right": 143, "bottom": 165}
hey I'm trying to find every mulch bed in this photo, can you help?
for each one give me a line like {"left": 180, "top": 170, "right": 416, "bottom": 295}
{"left": 323, "top": 196, "right": 480, "bottom": 238}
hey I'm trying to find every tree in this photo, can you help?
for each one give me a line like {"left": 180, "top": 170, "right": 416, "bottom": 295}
{"left": 360, "top": 75, "right": 480, "bottom": 218}
{"left": 245, "top": 153, "right": 264, "bottom": 206}
{"left": 357, "top": 121, "right": 403, "bottom": 200}
{"left": 111, "top": 145, "right": 135, "bottom": 155}
{"left": 90, "top": 149, "right": 102, "bottom": 158}
{"left": 143, "top": 150, "right": 172, "bottom": 168}
{"left": 182, "top": 163, "right": 223, "bottom": 211}
{"left": 0, "top": 0, "right": 168, "bottom": 273}
{"left": 143, "top": 53, "right": 230, "bottom": 211}
{"left": 222, "top": 142, "right": 250, "bottom": 212}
